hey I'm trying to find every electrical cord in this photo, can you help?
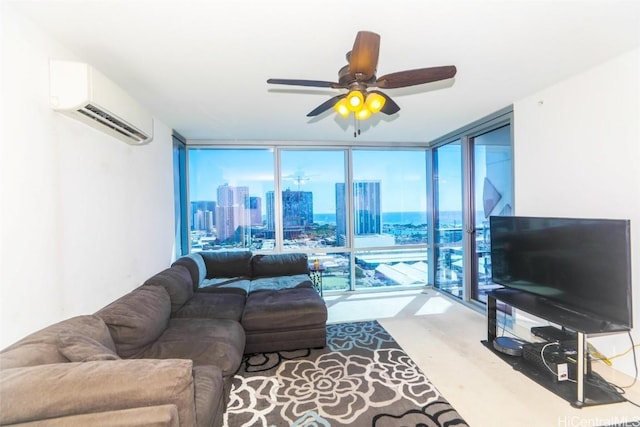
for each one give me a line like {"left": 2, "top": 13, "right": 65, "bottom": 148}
{"left": 534, "top": 324, "right": 639, "bottom": 385}
{"left": 585, "top": 331, "right": 639, "bottom": 407}
{"left": 539, "top": 341, "right": 577, "bottom": 383}
{"left": 591, "top": 332, "right": 638, "bottom": 388}
{"left": 586, "top": 375, "right": 640, "bottom": 408}
{"left": 623, "top": 332, "right": 638, "bottom": 389}
{"left": 496, "top": 319, "right": 639, "bottom": 406}
{"left": 591, "top": 344, "right": 640, "bottom": 365}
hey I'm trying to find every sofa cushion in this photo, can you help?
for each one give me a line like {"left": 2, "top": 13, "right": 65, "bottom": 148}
{"left": 242, "top": 288, "right": 327, "bottom": 332}
{"left": 172, "top": 252, "right": 207, "bottom": 291}
{"left": 173, "top": 293, "right": 246, "bottom": 321}
{"left": 249, "top": 274, "right": 314, "bottom": 293}
{"left": 0, "top": 359, "right": 197, "bottom": 426}
{"left": 96, "top": 286, "right": 171, "bottom": 358}
{"left": 200, "top": 251, "right": 252, "bottom": 279}
{"left": 144, "top": 265, "right": 194, "bottom": 313}
{"left": 141, "top": 318, "right": 245, "bottom": 377}
{"left": 0, "top": 315, "right": 116, "bottom": 369}
{"left": 244, "top": 325, "right": 327, "bottom": 354}
{"left": 0, "top": 405, "right": 180, "bottom": 426}
{"left": 58, "top": 333, "right": 121, "bottom": 362}
{"left": 250, "top": 253, "right": 309, "bottom": 278}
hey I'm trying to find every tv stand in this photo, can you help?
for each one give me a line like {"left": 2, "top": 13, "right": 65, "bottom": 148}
{"left": 484, "top": 288, "right": 627, "bottom": 407}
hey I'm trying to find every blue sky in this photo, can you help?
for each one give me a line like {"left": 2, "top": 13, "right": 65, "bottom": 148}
{"left": 188, "top": 148, "right": 465, "bottom": 213}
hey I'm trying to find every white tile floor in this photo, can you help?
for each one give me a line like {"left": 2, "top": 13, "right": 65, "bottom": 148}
{"left": 326, "top": 288, "right": 640, "bottom": 427}
{"left": 325, "top": 289, "right": 452, "bottom": 324}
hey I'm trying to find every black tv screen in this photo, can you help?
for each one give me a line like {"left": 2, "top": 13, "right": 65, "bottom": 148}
{"left": 490, "top": 216, "right": 633, "bottom": 330}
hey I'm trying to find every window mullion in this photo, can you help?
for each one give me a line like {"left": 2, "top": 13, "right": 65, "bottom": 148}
{"left": 274, "top": 148, "right": 283, "bottom": 252}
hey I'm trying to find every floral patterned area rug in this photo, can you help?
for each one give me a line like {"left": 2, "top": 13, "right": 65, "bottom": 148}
{"left": 224, "top": 320, "right": 469, "bottom": 427}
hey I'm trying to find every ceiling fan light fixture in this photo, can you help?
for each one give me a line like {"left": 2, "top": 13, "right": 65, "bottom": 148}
{"left": 334, "top": 98, "right": 350, "bottom": 117}
{"left": 365, "top": 92, "right": 386, "bottom": 113}
{"left": 346, "top": 90, "right": 364, "bottom": 111}
{"left": 356, "top": 107, "right": 372, "bottom": 120}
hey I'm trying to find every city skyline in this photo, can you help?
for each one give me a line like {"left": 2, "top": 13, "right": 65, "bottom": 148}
{"left": 186, "top": 145, "right": 508, "bottom": 234}
{"left": 188, "top": 149, "right": 447, "bottom": 213}
{"left": 191, "top": 181, "right": 384, "bottom": 235}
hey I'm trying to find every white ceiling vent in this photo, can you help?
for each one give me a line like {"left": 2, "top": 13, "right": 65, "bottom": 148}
{"left": 49, "top": 60, "right": 153, "bottom": 145}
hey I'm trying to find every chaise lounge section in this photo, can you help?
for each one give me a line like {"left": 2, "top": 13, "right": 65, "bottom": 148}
{"left": 172, "top": 251, "right": 327, "bottom": 353}
{"left": 0, "top": 251, "right": 327, "bottom": 427}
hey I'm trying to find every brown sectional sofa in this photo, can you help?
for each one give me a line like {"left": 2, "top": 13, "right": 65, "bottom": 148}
{"left": 0, "top": 251, "right": 327, "bottom": 427}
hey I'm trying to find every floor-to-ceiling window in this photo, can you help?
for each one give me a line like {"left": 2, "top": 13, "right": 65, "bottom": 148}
{"left": 182, "top": 107, "right": 512, "bottom": 304}
{"left": 352, "top": 149, "right": 429, "bottom": 290}
{"left": 188, "top": 148, "right": 274, "bottom": 251}
{"left": 280, "top": 149, "right": 350, "bottom": 292}
{"left": 186, "top": 146, "right": 430, "bottom": 293}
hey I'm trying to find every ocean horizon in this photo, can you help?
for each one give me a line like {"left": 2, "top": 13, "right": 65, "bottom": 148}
{"left": 313, "top": 211, "right": 471, "bottom": 225}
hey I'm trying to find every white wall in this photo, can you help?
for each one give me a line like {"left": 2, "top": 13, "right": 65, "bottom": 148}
{"left": 0, "top": 3, "right": 176, "bottom": 348}
{"left": 513, "top": 48, "right": 640, "bottom": 377}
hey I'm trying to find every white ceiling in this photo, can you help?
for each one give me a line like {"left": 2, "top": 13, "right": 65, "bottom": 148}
{"left": 9, "top": 0, "right": 640, "bottom": 143}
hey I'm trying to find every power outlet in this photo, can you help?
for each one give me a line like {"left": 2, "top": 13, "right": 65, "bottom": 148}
{"left": 557, "top": 363, "right": 568, "bottom": 381}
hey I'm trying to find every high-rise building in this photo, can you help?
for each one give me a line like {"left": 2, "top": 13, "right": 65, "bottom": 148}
{"left": 191, "top": 201, "right": 215, "bottom": 231}
{"left": 248, "top": 196, "right": 262, "bottom": 226}
{"left": 266, "top": 191, "right": 276, "bottom": 233}
{"left": 215, "top": 184, "right": 249, "bottom": 242}
{"left": 266, "top": 190, "right": 314, "bottom": 238}
{"left": 354, "top": 181, "right": 381, "bottom": 235}
{"left": 283, "top": 190, "right": 313, "bottom": 228}
{"left": 335, "top": 181, "right": 381, "bottom": 237}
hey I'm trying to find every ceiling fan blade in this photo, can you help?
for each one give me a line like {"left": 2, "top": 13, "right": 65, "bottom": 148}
{"left": 267, "top": 78, "right": 343, "bottom": 88}
{"left": 375, "top": 65, "right": 457, "bottom": 89}
{"left": 307, "top": 94, "right": 347, "bottom": 117}
{"left": 348, "top": 31, "right": 380, "bottom": 80}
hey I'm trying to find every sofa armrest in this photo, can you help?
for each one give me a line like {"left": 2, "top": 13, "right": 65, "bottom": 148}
{"left": 0, "top": 359, "right": 197, "bottom": 426}
{"left": 11, "top": 404, "right": 179, "bottom": 426}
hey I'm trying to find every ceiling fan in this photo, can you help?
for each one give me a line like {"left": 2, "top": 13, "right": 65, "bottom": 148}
{"left": 267, "top": 31, "right": 457, "bottom": 123}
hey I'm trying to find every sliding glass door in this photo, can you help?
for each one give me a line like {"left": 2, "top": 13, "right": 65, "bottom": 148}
{"left": 432, "top": 111, "right": 513, "bottom": 305}
{"left": 433, "top": 141, "right": 463, "bottom": 298}
{"left": 470, "top": 125, "right": 513, "bottom": 302}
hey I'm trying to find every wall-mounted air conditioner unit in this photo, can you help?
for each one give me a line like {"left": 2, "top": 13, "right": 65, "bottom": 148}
{"left": 49, "top": 60, "right": 153, "bottom": 145}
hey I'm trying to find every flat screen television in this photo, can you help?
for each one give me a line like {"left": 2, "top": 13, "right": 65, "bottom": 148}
{"left": 489, "top": 216, "right": 633, "bottom": 330}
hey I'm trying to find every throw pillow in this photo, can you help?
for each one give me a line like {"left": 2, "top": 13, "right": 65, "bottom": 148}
{"left": 58, "top": 331, "right": 121, "bottom": 362}
{"left": 251, "top": 253, "right": 309, "bottom": 277}
{"left": 95, "top": 285, "right": 171, "bottom": 358}
{"left": 144, "top": 265, "right": 194, "bottom": 313}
